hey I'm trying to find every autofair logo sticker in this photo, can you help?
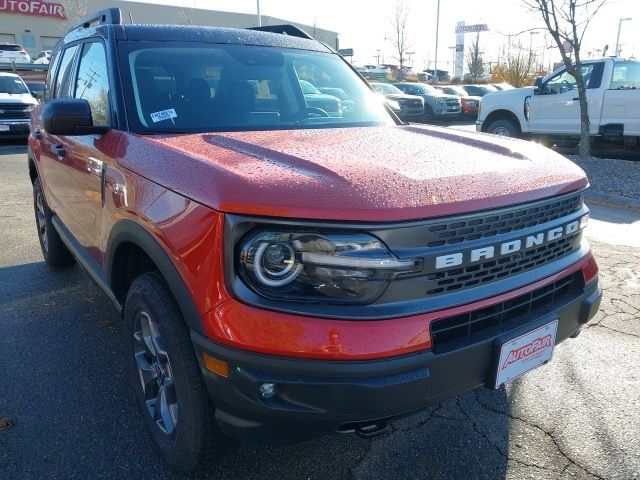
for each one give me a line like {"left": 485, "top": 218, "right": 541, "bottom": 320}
{"left": 0, "top": 0, "right": 66, "bottom": 19}
{"left": 501, "top": 334, "right": 552, "bottom": 370}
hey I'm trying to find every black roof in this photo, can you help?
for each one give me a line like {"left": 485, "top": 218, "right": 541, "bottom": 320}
{"left": 118, "top": 24, "right": 331, "bottom": 52}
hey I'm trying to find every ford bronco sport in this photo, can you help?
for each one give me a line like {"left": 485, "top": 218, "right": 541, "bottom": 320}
{"left": 28, "top": 9, "right": 602, "bottom": 472}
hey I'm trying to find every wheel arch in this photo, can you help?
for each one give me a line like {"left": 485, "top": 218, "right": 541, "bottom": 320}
{"left": 27, "top": 147, "right": 38, "bottom": 184}
{"left": 481, "top": 109, "right": 523, "bottom": 135}
{"left": 106, "top": 219, "right": 205, "bottom": 335}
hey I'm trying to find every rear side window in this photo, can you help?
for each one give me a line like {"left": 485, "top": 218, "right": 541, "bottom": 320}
{"left": 74, "top": 42, "right": 110, "bottom": 125}
{"left": 53, "top": 45, "right": 78, "bottom": 98}
{"left": 611, "top": 62, "right": 640, "bottom": 90}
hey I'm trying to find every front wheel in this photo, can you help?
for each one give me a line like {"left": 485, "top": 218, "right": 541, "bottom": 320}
{"left": 487, "top": 119, "right": 519, "bottom": 138}
{"left": 33, "top": 177, "right": 75, "bottom": 268}
{"left": 125, "top": 272, "right": 217, "bottom": 472}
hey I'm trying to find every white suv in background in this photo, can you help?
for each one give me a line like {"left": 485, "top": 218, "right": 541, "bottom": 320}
{"left": 33, "top": 50, "right": 52, "bottom": 64}
{"left": 0, "top": 44, "right": 31, "bottom": 64}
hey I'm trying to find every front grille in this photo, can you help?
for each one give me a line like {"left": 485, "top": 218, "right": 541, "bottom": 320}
{"left": 426, "top": 233, "right": 578, "bottom": 295}
{"left": 430, "top": 272, "right": 583, "bottom": 353}
{"left": 400, "top": 99, "right": 423, "bottom": 108}
{"left": 426, "top": 194, "right": 582, "bottom": 247}
{"left": 0, "top": 103, "right": 31, "bottom": 119}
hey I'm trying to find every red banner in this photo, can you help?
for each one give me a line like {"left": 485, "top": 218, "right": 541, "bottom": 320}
{"left": 0, "top": 0, "right": 67, "bottom": 19}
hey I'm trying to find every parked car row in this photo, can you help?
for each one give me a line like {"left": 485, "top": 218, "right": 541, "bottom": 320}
{"left": 0, "top": 43, "right": 52, "bottom": 65}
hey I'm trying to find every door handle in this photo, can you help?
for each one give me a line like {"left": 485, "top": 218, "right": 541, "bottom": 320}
{"left": 51, "top": 144, "right": 65, "bottom": 158}
{"left": 32, "top": 129, "right": 42, "bottom": 140}
{"left": 572, "top": 97, "right": 580, "bottom": 101}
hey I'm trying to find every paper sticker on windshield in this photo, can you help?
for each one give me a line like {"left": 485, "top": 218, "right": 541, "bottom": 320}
{"left": 150, "top": 108, "right": 177, "bottom": 123}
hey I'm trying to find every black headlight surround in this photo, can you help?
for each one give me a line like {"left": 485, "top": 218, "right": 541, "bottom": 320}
{"left": 224, "top": 191, "right": 588, "bottom": 320}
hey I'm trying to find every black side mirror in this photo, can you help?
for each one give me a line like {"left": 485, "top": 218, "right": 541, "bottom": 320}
{"left": 533, "top": 77, "right": 544, "bottom": 94}
{"left": 42, "top": 98, "right": 109, "bottom": 135}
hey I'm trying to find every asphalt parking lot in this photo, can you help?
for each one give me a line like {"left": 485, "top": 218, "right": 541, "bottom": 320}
{"left": 0, "top": 139, "right": 639, "bottom": 480}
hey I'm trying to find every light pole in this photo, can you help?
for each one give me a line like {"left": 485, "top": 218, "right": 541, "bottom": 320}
{"left": 615, "top": 17, "right": 632, "bottom": 56}
{"left": 433, "top": 0, "right": 441, "bottom": 83}
{"left": 256, "top": 0, "right": 261, "bottom": 27}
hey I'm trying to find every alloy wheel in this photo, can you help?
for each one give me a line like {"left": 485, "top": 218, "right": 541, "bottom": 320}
{"left": 35, "top": 190, "right": 48, "bottom": 252}
{"left": 133, "top": 310, "right": 179, "bottom": 437}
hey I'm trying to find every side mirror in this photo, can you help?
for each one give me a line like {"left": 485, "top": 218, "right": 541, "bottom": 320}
{"left": 533, "top": 77, "right": 543, "bottom": 94}
{"left": 42, "top": 98, "right": 109, "bottom": 136}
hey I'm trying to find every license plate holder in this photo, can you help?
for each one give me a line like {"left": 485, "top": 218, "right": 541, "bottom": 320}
{"left": 491, "top": 318, "right": 558, "bottom": 389}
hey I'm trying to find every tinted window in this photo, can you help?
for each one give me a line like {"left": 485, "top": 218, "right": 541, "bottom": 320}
{"left": 74, "top": 42, "right": 110, "bottom": 125}
{"left": 53, "top": 45, "right": 78, "bottom": 98}
{"left": 121, "top": 43, "right": 393, "bottom": 132}
{"left": 0, "top": 44, "right": 21, "bottom": 52}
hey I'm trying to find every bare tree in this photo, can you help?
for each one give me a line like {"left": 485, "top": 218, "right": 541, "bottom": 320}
{"left": 390, "top": 0, "right": 411, "bottom": 69}
{"left": 178, "top": 0, "right": 198, "bottom": 26}
{"left": 62, "top": 0, "right": 88, "bottom": 27}
{"left": 524, "top": 0, "right": 607, "bottom": 157}
{"left": 465, "top": 33, "right": 485, "bottom": 80}
{"left": 491, "top": 41, "right": 537, "bottom": 87}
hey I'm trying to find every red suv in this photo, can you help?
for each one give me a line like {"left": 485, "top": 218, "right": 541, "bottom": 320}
{"left": 28, "top": 9, "right": 602, "bottom": 472}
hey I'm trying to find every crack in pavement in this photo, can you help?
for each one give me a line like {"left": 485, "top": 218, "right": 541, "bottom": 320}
{"left": 472, "top": 390, "right": 605, "bottom": 480}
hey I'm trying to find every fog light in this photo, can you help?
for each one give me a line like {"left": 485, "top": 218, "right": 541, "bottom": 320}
{"left": 259, "top": 383, "right": 276, "bottom": 399}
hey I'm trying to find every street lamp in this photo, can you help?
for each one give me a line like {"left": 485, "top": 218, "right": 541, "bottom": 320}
{"left": 615, "top": 17, "right": 632, "bottom": 56}
{"left": 433, "top": 0, "right": 441, "bottom": 83}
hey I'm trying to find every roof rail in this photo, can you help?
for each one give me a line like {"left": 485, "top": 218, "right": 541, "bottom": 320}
{"left": 71, "top": 8, "right": 122, "bottom": 31}
{"left": 248, "top": 24, "right": 314, "bottom": 40}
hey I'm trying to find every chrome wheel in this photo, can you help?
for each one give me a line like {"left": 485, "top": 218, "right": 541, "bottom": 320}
{"left": 35, "top": 190, "right": 48, "bottom": 252}
{"left": 492, "top": 126, "right": 513, "bottom": 137}
{"left": 133, "top": 310, "right": 179, "bottom": 437}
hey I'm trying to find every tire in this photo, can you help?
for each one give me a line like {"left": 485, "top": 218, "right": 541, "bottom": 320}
{"left": 487, "top": 118, "right": 519, "bottom": 138}
{"left": 124, "top": 272, "right": 216, "bottom": 473}
{"left": 33, "top": 177, "right": 75, "bottom": 268}
{"left": 424, "top": 105, "right": 434, "bottom": 121}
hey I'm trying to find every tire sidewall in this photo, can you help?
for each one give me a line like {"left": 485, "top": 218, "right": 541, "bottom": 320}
{"left": 124, "top": 273, "right": 207, "bottom": 472}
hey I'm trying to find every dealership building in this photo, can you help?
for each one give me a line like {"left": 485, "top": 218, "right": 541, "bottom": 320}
{"left": 0, "top": 0, "right": 339, "bottom": 58}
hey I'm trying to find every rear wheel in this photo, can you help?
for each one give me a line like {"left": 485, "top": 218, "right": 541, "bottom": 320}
{"left": 33, "top": 177, "right": 75, "bottom": 268}
{"left": 125, "top": 272, "right": 216, "bottom": 472}
{"left": 487, "top": 118, "right": 519, "bottom": 138}
{"left": 424, "top": 105, "right": 434, "bottom": 121}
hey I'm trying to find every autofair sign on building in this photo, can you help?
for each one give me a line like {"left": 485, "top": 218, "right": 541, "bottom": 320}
{"left": 0, "top": 0, "right": 66, "bottom": 19}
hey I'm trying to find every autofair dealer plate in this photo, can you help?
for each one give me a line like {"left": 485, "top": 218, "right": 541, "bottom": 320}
{"left": 494, "top": 319, "right": 558, "bottom": 389}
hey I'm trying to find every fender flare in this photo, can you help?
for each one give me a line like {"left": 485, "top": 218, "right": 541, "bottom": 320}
{"left": 105, "top": 219, "right": 205, "bottom": 335}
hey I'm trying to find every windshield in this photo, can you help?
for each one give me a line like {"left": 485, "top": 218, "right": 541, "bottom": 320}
{"left": 371, "top": 83, "right": 403, "bottom": 95}
{"left": 446, "top": 86, "right": 468, "bottom": 96}
{"left": 120, "top": 42, "right": 394, "bottom": 133}
{"left": 0, "top": 76, "right": 29, "bottom": 94}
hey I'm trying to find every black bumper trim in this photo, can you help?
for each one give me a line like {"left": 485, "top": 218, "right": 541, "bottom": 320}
{"left": 191, "top": 277, "right": 601, "bottom": 444}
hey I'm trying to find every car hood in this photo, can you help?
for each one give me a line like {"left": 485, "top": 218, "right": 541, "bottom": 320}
{"left": 0, "top": 92, "right": 37, "bottom": 104}
{"left": 484, "top": 86, "right": 534, "bottom": 102}
{"left": 119, "top": 124, "right": 587, "bottom": 222}
{"left": 384, "top": 93, "right": 422, "bottom": 102}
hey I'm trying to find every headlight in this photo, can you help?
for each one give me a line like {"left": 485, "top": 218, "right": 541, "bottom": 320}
{"left": 25, "top": 104, "right": 36, "bottom": 112}
{"left": 436, "top": 99, "right": 445, "bottom": 105}
{"left": 238, "top": 231, "right": 419, "bottom": 304}
{"left": 385, "top": 99, "right": 401, "bottom": 111}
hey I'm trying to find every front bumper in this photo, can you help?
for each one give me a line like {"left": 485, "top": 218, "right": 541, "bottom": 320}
{"left": 192, "top": 275, "right": 601, "bottom": 444}
{"left": 0, "top": 120, "right": 30, "bottom": 137}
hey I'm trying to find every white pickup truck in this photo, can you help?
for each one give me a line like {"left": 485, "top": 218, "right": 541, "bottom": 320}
{"left": 477, "top": 57, "right": 640, "bottom": 148}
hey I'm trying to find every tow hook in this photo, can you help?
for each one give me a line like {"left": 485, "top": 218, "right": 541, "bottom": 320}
{"left": 355, "top": 420, "right": 389, "bottom": 439}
